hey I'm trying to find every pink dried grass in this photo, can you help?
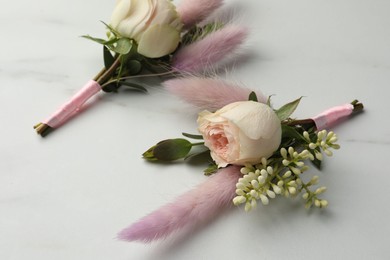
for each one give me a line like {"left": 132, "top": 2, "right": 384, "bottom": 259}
{"left": 164, "top": 76, "right": 266, "bottom": 111}
{"left": 118, "top": 166, "right": 241, "bottom": 243}
{"left": 177, "top": 0, "right": 224, "bottom": 28}
{"left": 172, "top": 25, "right": 248, "bottom": 73}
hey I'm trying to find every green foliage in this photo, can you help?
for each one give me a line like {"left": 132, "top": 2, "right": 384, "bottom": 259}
{"left": 103, "top": 46, "right": 116, "bottom": 69}
{"left": 85, "top": 21, "right": 176, "bottom": 94}
{"left": 248, "top": 91, "right": 258, "bottom": 102}
{"left": 204, "top": 164, "right": 218, "bottom": 176}
{"left": 233, "top": 129, "right": 340, "bottom": 211}
{"left": 109, "top": 38, "right": 132, "bottom": 55}
{"left": 81, "top": 35, "right": 117, "bottom": 45}
{"left": 143, "top": 138, "right": 193, "bottom": 161}
{"left": 276, "top": 97, "right": 302, "bottom": 121}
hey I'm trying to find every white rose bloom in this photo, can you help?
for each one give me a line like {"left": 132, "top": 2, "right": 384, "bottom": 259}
{"left": 198, "top": 101, "right": 282, "bottom": 167}
{"left": 110, "top": 0, "right": 183, "bottom": 58}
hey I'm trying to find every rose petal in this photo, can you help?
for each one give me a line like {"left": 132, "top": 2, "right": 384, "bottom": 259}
{"left": 220, "top": 101, "right": 280, "bottom": 140}
{"left": 151, "top": 0, "right": 181, "bottom": 28}
{"left": 116, "top": 0, "right": 154, "bottom": 39}
{"left": 110, "top": 0, "right": 132, "bottom": 28}
{"left": 138, "top": 24, "right": 180, "bottom": 58}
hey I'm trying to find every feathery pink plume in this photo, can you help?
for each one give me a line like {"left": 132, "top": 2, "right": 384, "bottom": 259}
{"left": 172, "top": 25, "right": 248, "bottom": 73}
{"left": 164, "top": 77, "right": 266, "bottom": 111}
{"left": 177, "top": 0, "right": 224, "bottom": 28}
{"left": 118, "top": 166, "right": 241, "bottom": 243}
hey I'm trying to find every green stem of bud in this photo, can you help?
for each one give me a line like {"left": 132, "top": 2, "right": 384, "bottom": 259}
{"left": 95, "top": 55, "right": 122, "bottom": 85}
{"left": 351, "top": 99, "right": 364, "bottom": 113}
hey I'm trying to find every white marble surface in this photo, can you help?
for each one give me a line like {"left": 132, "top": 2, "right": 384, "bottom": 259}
{"left": 1, "top": 0, "right": 390, "bottom": 259}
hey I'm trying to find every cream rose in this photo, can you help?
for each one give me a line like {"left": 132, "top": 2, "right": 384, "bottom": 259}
{"left": 110, "top": 0, "right": 183, "bottom": 58}
{"left": 198, "top": 101, "right": 282, "bottom": 167}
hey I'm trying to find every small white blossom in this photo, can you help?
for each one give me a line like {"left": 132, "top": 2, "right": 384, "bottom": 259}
{"left": 233, "top": 196, "right": 247, "bottom": 205}
{"left": 314, "top": 150, "right": 323, "bottom": 161}
{"left": 314, "top": 186, "right": 327, "bottom": 195}
{"left": 259, "top": 194, "right": 269, "bottom": 205}
{"left": 324, "top": 149, "right": 333, "bottom": 157}
{"left": 282, "top": 171, "right": 292, "bottom": 178}
{"left": 320, "top": 200, "right": 329, "bottom": 208}
{"left": 280, "top": 147, "right": 288, "bottom": 159}
{"left": 303, "top": 131, "right": 311, "bottom": 142}
{"left": 272, "top": 184, "right": 282, "bottom": 194}
{"left": 309, "top": 176, "right": 319, "bottom": 186}
{"left": 288, "top": 186, "right": 297, "bottom": 195}
{"left": 236, "top": 189, "right": 245, "bottom": 196}
{"left": 266, "top": 190, "right": 276, "bottom": 198}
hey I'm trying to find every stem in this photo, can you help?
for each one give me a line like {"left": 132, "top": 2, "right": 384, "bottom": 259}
{"left": 96, "top": 56, "right": 121, "bottom": 85}
{"left": 34, "top": 57, "right": 121, "bottom": 137}
{"left": 286, "top": 118, "right": 315, "bottom": 128}
{"left": 351, "top": 99, "right": 364, "bottom": 113}
{"left": 100, "top": 70, "right": 175, "bottom": 88}
{"left": 286, "top": 99, "right": 364, "bottom": 130}
{"left": 33, "top": 123, "right": 53, "bottom": 137}
{"left": 93, "top": 67, "right": 106, "bottom": 81}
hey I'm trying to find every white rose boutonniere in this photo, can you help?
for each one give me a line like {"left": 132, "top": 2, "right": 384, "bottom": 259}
{"left": 110, "top": 0, "right": 183, "bottom": 58}
{"left": 34, "top": 0, "right": 248, "bottom": 137}
{"left": 198, "top": 101, "right": 282, "bottom": 167}
{"left": 122, "top": 77, "right": 364, "bottom": 243}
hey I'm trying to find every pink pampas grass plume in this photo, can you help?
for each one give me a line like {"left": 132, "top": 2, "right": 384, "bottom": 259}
{"left": 164, "top": 77, "right": 267, "bottom": 111}
{"left": 118, "top": 166, "right": 241, "bottom": 243}
{"left": 172, "top": 25, "right": 248, "bottom": 73}
{"left": 177, "top": 0, "right": 224, "bottom": 28}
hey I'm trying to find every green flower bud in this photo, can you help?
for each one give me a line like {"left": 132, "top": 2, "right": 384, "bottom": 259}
{"left": 143, "top": 138, "right": 192, "bottom": 161}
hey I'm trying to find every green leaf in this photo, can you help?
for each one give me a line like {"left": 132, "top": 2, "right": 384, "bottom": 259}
{"left": 119, "top": 81, "right": 148, "bottom": 93}
{"left": 126, "top": 60, "right": 142, "bottom": 75}
{"left": 184, "top": 149, "right": 210, "bottom": 161}
{"left": 182, "top": 132, "right": 204, "bottom": 140}
{"left": 82, "top": 35, "right": 109, "bottom": 45}
{"left": 101, "top": 82, "right": 119, "bottom": 93}
{"left": 82, "top": 35, "right": 119, "bottom": 45}
{"left": 100, "top": 21, "right": 121, "bottom": 37}
{"left": 204, "top": 164, "right": 218, "bottom": 176}
{"left": 108, "top": 38, "right": 132, "bottom": 55}
{"left": 281, "top": 124, "right": 305, "bottom": 142}
{"left": 311, "top": 157, "right": 322, "bottom": 170}
{"left": 103, "top": 46, "right": 116, "bottom": 69}
{"left": 248, "top": 91, "right": 258, "bottom": 102}
{"left": 142, "top": 147, "right": 158, "bottom": 161}
{"left": 143, "top": 138, "right": 193, "bottom": 161}
{"left": 276, "top": 97, "right": 302, "bottom": 121}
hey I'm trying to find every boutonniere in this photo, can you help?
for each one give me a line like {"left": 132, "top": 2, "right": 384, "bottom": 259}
{"left": 34, "top": 0, "right": 247, "bottom": 137}
{"left": 117, "top": 77, "right": 364, "bottom": 242}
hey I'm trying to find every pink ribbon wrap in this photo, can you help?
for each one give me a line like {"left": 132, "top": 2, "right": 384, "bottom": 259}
{"left": 43, "top": 80, "right": 101, "bottom": 128}
{"left": 311, "top": 103, "right": 354, "bottom": 130}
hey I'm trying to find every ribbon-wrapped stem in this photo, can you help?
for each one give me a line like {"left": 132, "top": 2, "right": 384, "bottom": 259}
{"left": 34, "top": 56, "right": 122, "bottom": 137}
{"left": 287, "top": 100, "right": 364, "bottom": 131}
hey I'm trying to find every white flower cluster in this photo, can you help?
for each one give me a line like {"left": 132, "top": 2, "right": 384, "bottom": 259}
{"left": 305, "top": 130, "right": 340, "bottom": 160}
{"left": 232, "top": 130, "right": 340, "bottom": 211}
{"left": 233, "top": 159, "right": 278, "bottom": 211}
